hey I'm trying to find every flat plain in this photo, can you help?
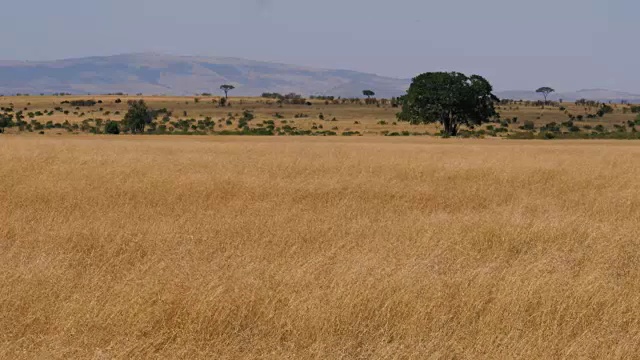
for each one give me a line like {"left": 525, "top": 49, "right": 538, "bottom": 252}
{"left": 1, "top": 94, "right": 637, "bottom": 136}
{"left": 2, "top": 134, "right": 640, "bottom": 358}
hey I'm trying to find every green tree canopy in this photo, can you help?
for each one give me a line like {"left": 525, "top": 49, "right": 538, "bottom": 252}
{"left": 104, "top": 120, "right": 121, "bottom": 135}
{"left": 123, "top": 100, "right": 153, "bottom": 134}
{"left": 362, "top": 90, "right": 375, "bottom": 98}
{"left": 0, "top": 114, "right": 12, "bottom": 133}
{"left": 397, "top": 72, "right": 499, "bottom": 136}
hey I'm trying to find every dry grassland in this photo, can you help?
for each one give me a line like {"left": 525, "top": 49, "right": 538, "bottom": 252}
{"left": 1, "top": 95, "right": 636, "bottom": 135}
{"left": 1, "top": 135, "right": 640, "bottom": 358}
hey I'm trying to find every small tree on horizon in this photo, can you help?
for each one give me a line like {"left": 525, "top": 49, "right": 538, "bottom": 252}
{"left": 536, "top": 87, "right": 555, "bottom": 109}
{"left": 220, "top": 85, "right": 235, "bottom": 99}
{"left": 362, "top": 90, "right": 375, "bottom": 99}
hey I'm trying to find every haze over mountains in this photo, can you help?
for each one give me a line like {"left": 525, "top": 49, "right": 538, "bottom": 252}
{"left": 1, "top": 53, "right": 639, "bottom": 102}
{"left": 494, "top": 89, "right": 640, "bottom": 103}
{"left": 0, "top": 53, "right": 409, "bottom": 98}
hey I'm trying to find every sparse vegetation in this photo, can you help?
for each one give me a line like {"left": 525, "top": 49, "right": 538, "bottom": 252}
{"left": 0, "top": 94, "right": 639, "bottom": 139}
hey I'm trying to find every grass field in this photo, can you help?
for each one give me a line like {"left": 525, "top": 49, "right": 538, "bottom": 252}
{"left": 1, "top": 95, "right": 638, "bottom": 136}
{"left": 2, "top": 135, "right": 640, "bottom": 358}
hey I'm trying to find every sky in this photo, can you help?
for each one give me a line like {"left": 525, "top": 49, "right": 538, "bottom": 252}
{"left": 0, "top": 0, "right": 638, "bottom": 92}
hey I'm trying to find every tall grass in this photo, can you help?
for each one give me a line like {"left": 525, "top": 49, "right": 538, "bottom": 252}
{"left": 1, "top": 136, "right": 640, "bottom": 358}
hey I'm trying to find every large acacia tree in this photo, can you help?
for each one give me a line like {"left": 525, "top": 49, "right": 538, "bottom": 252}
{"left": 397, "top": 72, "right": 499, "bottom": 136}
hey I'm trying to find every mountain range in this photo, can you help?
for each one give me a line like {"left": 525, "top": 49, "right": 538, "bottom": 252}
{"left": 1, "top": 53, "right": 639, "bottom": 102}
{"left": 494, "top": 89, "right": 640, "bottom": 103}
{"left": 0, "top": 53, "right": 409, "bottom": 98}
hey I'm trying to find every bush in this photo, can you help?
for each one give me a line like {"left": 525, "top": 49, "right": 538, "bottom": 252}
{"left": 521, "top": 120, "right": 535, "bottom": 130}
{"left": 68, "top": 99, "right": 97, "bottom": 107}
{"left": 104, "top": 121, "right": 120, "bottom": 134}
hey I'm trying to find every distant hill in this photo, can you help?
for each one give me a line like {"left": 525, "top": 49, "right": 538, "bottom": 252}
{"left": 2, "top": 54, "right": 638, "bottom": 102}
{"left": 496, "top": 89, "right": 640, "bottom": 103}
{"left": 0, "top": 53, "right": 410, "bottom": 98}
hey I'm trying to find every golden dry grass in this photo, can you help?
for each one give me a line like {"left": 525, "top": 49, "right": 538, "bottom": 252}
{"left": 1, "top": 135, "right": 640, "bottom": 358}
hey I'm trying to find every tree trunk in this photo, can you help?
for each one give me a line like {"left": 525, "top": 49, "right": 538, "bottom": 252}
{"left": 442, "top": 118, "right": 456, "bottom": 136}
{"left": 442, "top": 112, "right": 458, "bottom": 136}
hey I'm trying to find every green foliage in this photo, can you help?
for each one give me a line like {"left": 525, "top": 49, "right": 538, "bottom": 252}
{"left": 123, "top": 100, "right": 153, "bottom": 134}
{"left": 521, "top": 120, "right": 535, "bottom": 131}
{"left": 596, "top": 104, "right": 614, "bottom": 117}
{"left": 0, "top": 114, "right": 13, "bottom": 132}
{"left": 242, "top": 110, "right": 255, "bottom": 122}
{"left": 397, "top": 72, "right": 498, "bottom": 136}
{"left": 68, "top": 99, "right": 97, "bottom": 107}
{"left": 262, "top": 92, "right": 284, "bottom": 99}
{"left": 104, "top": 121, "right": 120, "bottom": 134}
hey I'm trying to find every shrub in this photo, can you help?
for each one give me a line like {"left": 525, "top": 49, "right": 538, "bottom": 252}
{"left": 104, "top": 121, "right": 120, "bottom": 134}
{"left": 242, "top": 110, "right": 255, "bottom": 122}
{"left": 68, "top": 99, "right": 97, "bottom": 107}
{"left": 521, "top": 120, "right": 535, "bottom": 130}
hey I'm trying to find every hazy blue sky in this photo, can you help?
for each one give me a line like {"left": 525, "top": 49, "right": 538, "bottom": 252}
{"left": 1, "top": 0, "right": 638, "bottom": 92}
